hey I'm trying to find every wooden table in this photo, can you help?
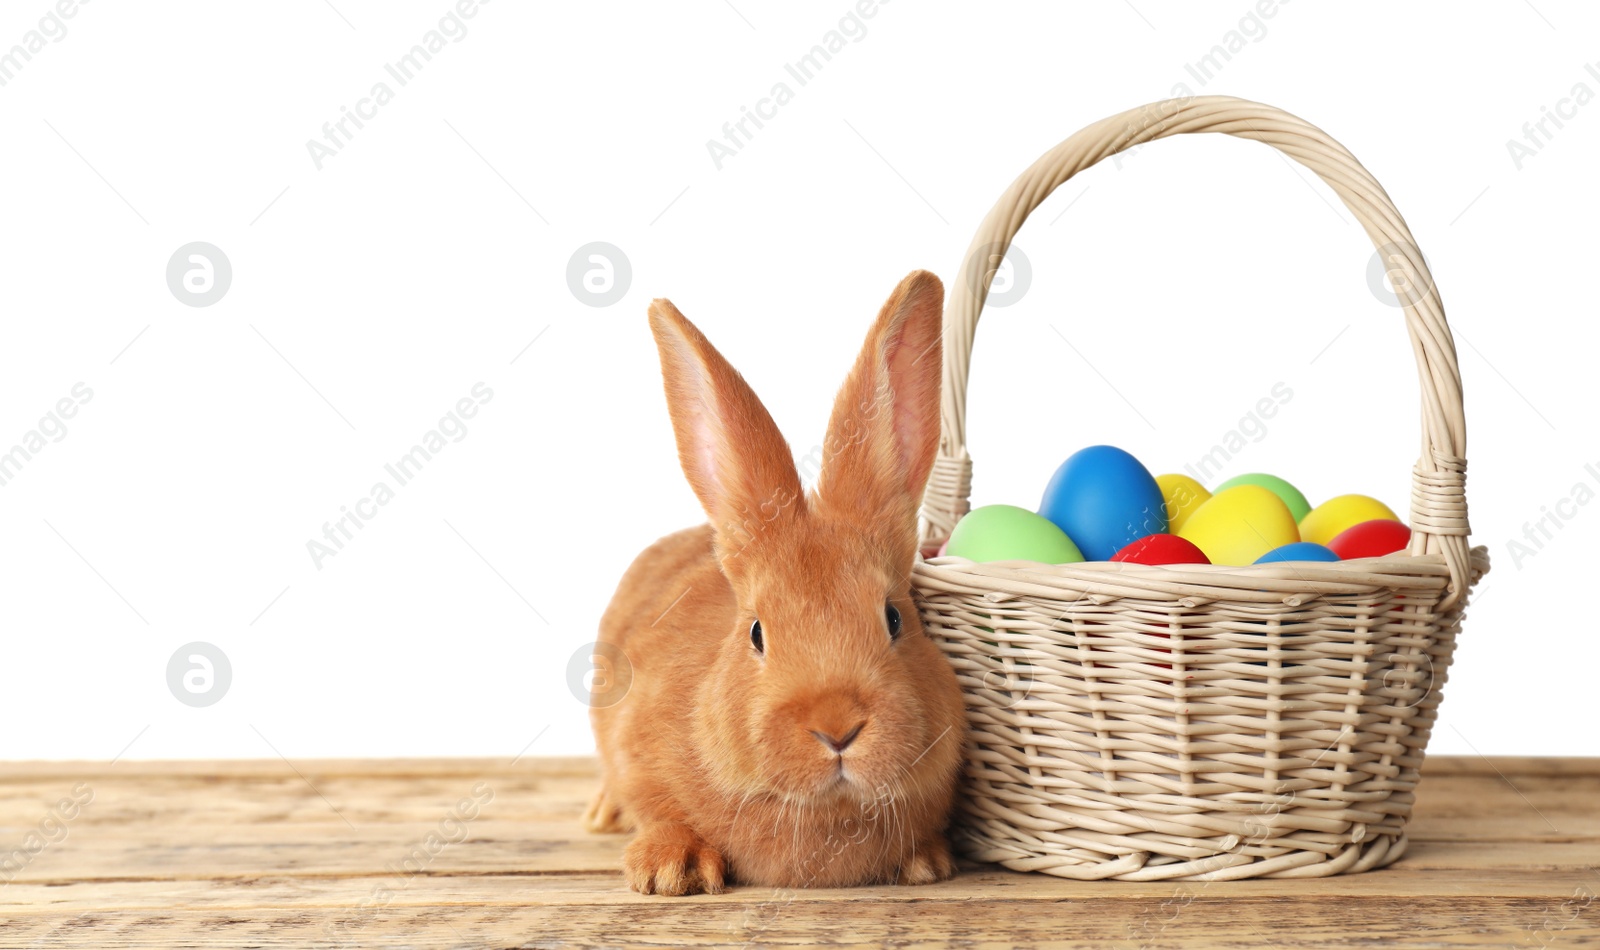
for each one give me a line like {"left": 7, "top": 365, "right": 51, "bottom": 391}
{"left": 1, "top": 756, "right": 1595, "bottom": 948}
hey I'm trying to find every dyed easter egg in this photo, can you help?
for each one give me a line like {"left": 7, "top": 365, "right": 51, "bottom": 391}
{"left": 1328, "top": 519, "right": 1411, "bottom": 559}
{"left": 1214, "top": 472, "right": 1312, "bottom": 522}
{"left": 946, "top": 504, "right": 1084, "bottom": 564}
{"left": 1299, "top": 494, "right": 1401, "bottom": 546}
{"left": 1177, "top": 485, "right": 1300, "bottom": 566}
{"left": 1254, "top": 541, "right": 1341, "bottom": 564}
{"left": 1155, "top": 474, "right": 1211, "bottom": 533}
{"left": 1039, "top": 446, "right": 1167, "bottom": 561}
{"left": 1111, "top": 533, "right": 1210, "bottom": 566}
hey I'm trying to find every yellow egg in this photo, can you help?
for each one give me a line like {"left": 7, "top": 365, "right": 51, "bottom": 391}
{"left": 1156, "top": 474, "right": 1211, "bottom": 534}
{"left": 1177, "top": 485, "right": 1300, "bottom": 566}
{"left": 1298, "top": 494, "right": 1401, "bottom": 547}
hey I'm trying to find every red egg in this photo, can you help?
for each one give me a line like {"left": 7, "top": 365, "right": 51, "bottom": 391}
{"left": 1110, "top": 533, "right": 1211, "bottom": 566}
{"left": 1328, "top": 519, "right": 1412, "bottom": 559}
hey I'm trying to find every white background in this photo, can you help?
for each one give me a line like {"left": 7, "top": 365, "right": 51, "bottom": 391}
{"left": 1, "top": 0, "right": 1594, "bottom": 761}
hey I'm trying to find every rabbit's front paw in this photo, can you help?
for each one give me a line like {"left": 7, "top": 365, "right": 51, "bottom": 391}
{"left": 624, "top": 821, "right": 727, "bottom": 895}
{"left": 582, "top": 785, "right": 630, "bottom": 834}
{"left": 895, "top": 837, "right": 955, "bottom": 885}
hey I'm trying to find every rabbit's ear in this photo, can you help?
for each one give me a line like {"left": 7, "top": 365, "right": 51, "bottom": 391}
{"left": 649, "top": 298, "right": 804, "bottom": 560}
{"left": 815, "top": 271, "right": 943, "bottom": 540}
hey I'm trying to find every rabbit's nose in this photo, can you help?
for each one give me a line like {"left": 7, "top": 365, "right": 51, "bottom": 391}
{"left": 810, "top": 722, "right": 865, "bottom": 754}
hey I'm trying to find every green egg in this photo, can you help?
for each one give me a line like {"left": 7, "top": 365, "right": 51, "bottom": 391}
{"left": 946, "top": 504, "right": 1085, "bottom": 564}
{"left": 1213, "top": 473, "right": 1312, "bottom": 523}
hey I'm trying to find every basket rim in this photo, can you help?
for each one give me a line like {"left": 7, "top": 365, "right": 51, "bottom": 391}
{"left": 913, "top": 546, "right": 1490, "bottom": 605}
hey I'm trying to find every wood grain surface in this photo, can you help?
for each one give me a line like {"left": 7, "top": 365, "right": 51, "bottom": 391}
{"left": 1, "top": 756, "right": 1596, "bottom": 948}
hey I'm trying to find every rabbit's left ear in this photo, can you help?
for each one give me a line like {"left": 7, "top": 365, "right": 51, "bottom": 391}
{"left": 814, "top": 270, "right": 944, "bottom": 540}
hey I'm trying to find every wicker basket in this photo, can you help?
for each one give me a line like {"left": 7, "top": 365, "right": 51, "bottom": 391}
{"left": 913, "top": 96, "right": 1490, "bottom": 882}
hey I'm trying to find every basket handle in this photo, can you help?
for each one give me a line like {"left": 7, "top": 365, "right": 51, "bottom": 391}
{"left": 921, "top": 95, "right": 1474, "bottom": 607}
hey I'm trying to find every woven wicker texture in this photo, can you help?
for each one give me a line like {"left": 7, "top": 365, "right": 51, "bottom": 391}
{"left": 912, "top": 96, "right": 1489, "bottom": 881}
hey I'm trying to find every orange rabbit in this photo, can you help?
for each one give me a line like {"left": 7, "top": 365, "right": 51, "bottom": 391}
{"left": 584, "top": 270, "right": 967, "bottom": 896}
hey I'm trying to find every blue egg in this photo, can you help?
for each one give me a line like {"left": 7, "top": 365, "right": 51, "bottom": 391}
{"left": 1038, "top": 446, "right": 1167, "bottom": 561}
{"left": 1253, "top": 541, "right": 1341, "bottom": 564}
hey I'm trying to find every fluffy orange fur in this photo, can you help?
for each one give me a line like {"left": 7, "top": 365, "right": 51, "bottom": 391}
{"left": 585, "top": 271, "right": 966, "bottom": 896}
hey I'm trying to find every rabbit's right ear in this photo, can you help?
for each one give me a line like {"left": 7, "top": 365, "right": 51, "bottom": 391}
{"left": 649, "top": 299, "right": 803, "bottom": 565}
{"left": 813, "top": 271, "right": 943, "bottom": 550}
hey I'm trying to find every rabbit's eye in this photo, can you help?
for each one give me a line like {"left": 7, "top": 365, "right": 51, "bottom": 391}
{"left": 885, "top": 603, "right": 902, "bottom": 641}
{"left": 750, "top": 619, "right": 764, "bottom": 654}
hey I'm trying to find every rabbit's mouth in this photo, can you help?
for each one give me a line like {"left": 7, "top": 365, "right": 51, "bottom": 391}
{"left": 817, "top": 756, "right": 885, "bottom": 801}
